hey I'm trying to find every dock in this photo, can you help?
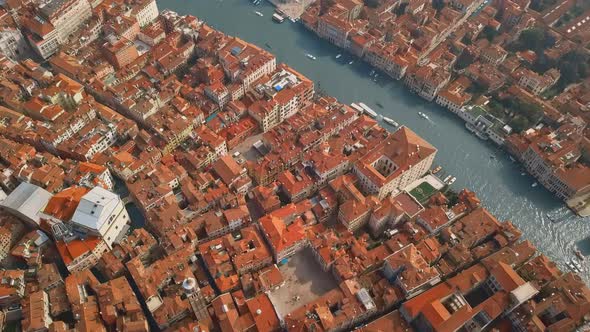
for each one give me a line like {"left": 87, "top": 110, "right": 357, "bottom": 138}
{"left": 267, "top": 0, "right": 316, "bottom": 20}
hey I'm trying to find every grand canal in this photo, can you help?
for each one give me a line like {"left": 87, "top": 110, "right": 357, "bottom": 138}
{"left": 155, "top": 0, "right": 590, "bottom": 278}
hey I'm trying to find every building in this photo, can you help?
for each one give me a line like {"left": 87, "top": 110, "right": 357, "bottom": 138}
{"left": 101, "top": 37, "right": 139, "bottom": 69}
{"left": 0, "top": 28, "right": 29, "bottom": 61}
{"left": 21, "top": 290, "right": 52, "bottom": 332}
{"left": 70, "top": 186, "right": 130, "bottom": 248}
{"left": 0, "top": 182, "right": 53, "bottom": 227}
{"left": 354, "top": 127, "right": 436, "bottom": 199}
{"left": 259, "top": 215, "right": 307, "bottom": 263}
{"left": 25, "top": 0, "right": 93, "bottom": 59}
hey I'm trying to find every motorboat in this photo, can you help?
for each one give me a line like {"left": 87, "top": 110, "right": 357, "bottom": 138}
{"left": 531, "top": 182, "right": 538, "bottom": 188}
{"left": 305, "top": 53, "right": 317, "bottom": 60}
{"left": 418, "top": 112, "right": 429, "bottom": 120}
{"left": 254, "top": 11, "right": 264, "bottom": 17}
{"left": 335, "top": 54, "right": 342, "bottom": 59}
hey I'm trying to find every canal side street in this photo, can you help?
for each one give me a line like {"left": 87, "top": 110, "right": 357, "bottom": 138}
{"left": 158, "top": 0, "right": 590, "bottom": 280}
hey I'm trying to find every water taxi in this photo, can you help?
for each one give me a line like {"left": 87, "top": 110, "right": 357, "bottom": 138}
{"left": 418, "top": 112, "right": 429, "bottom": 120}
{"left": 383, "top": 117, "right": 398, "bottom": 127}
{"left": 305, "top": 53, "right": 316, "bottom": 60}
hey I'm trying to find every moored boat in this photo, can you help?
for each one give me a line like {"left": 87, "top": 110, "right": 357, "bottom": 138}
{"left": 383, "top": 117, "right": 398, "bottom": 127}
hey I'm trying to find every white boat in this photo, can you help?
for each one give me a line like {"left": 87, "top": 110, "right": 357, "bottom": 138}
{"left": 369, "top": 70, "right": 376, "bottom": 76}
{"left": 335, "top": 54, "right": 342, "bottom": 59}
{"left": 418, "top": 112, "right": 429, "bottom": 120}
{"left": 383, "top": 117, "right": 399, "bottom": 127}
{"left": 349, "top": 60, "right": 354, "bottom": 65}
{"left": 255, "top": 11, "right": 264, "bottom": 17}
{"left": 447, "top": 177, "right": 456, "bottom": 185}
{"left": 531, "top": 182, "right": 538, "bottom": 188}
{"left": 567, "top": 261, "right": 578, "bottom": 272}
{"left": 358, "top": 102, "right": 378, "bottom": 118}
{"left": 350, "top": 103, "right": 364, "bottom": 114}
{"left": 443, "top": 175, "right": 452, "bottom": 183}
{"left": 305, "top": 53, "right": 316, "bottom": 60}
{"left": 520, "top": 172, "right": 526, "bottom": 176}
{"left": 272, "top": 13, "right": 285, "bottom": 23}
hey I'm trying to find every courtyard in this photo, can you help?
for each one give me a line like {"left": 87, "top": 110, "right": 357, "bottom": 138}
{"left": 268, "top": 247, "right": 338, "bottom": 318}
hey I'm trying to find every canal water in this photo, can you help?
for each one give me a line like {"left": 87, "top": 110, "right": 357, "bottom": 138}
{"left": 157, "top": 0, "right": 590, "bottom": 278}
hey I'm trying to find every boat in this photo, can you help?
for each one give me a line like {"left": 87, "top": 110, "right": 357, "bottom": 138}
{"left": 567, "top": 261, "right": 578, "bottom": 272}
{"left": 254, "top": 11, "right": 264, "bottom": 17}
{"left": 358, "top": 102, "right": 378, "bottom": 118}
{"left": 520, "top": 172, "right": 526, "bottom": 176}
{"left": 349, "top": 60, "right": 354, "bottom": 65}
{"left": 374, "top": 73, "right": 379, "bottom": 78}
{"left": 272, "top": 13, "right": 285, "bottom": 23}
{"left": 418, "top": 112, "right": 429, "bottom": 120}
{"left": 350, "top": 103, "right": 364, "bottom": 114}
{"left": 265, "top": 42, "right": 272, "bottom": 49}
{"left": 447, "top": 177, "right": 457, "bottom": 185}
{"left": 575, "top": 249, "right": 585, "bottom": 261}
{"left": 335, "top": 54, "right": 342, "bottom": 59}
{"left": 369, "top": 70, "right": 376, "bottom": 76}
{"left": 383, "top": 117, "right": 399, "bottom": 127}
{"left": 376, "top": 102, "right": 383, "bottom": 108}
{"left": 432, "top": 166, "right": 442, "bottom": 174}
{"left": 443, "top": 175, "right": 452, "bottom": 183}
{"left": 305, "top": 53, "right": 317, "bottom": 60}
{"left": 531, "top": 182, "right": 538, "bottom": 188}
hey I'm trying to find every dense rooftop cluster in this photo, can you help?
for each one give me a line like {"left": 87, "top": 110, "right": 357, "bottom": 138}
{"left": 0, "top": 0, "right": 588, "bottom": 331}
{"left": 301, "top": 0, "right": 590, "bottom": 215}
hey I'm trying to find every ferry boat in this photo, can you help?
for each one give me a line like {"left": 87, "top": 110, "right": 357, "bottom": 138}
{"left": 531, "top": 182, "right": 538, "bottom": 188}
{"left": 432, "top": 166, "right": 442, "bottom": 174}
{"left": 358, "top": 102, "right": 378, "bottom": 118}
{"left": 305, "top": 53, "right": 317, "bottom": 60}
{"left": 418, "top": 112, "right": 429, "bottom": 120}
{"left": 350, "top": 103, "right": 364, "bottom": 114}
{"left": 255, "top": 11, "right": 264, "bottom": 17}
{"left": 383, "top": 117, "right": 398, "bottom": 127}
{"left": 335, "top": 54, "right": 342, "bottom": 59}
{"left": 272, "top": 13, "right": 285, "bottom": 23}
